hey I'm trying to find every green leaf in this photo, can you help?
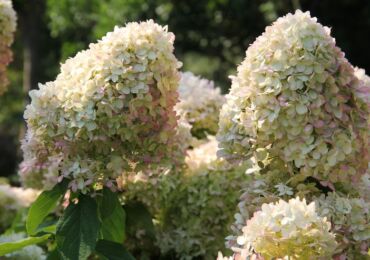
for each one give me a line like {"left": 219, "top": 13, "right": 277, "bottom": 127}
{"left": 0, "top": 234, "right": 51, "bottom": 256}
{"left": 95, "top": 239, "right": 135, "bottom": 260}
{"left": 35, "top": 220, "right": 57, "bottom": 234}
{"left": 27, "top": 180, "right": 69, "bottom": 235}
{"left": 56, "top": 195, "right": 100, "bottom": 260}
{"left": 99, "top": 188, "right": 126, "bottom": 243}
{"left": 124, "top": 201, "right": 155, "bottom": 239}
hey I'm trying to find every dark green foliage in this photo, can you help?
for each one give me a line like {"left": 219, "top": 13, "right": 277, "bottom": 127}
{"left": 56, "top": 195, "right": 100, "bottom": 260}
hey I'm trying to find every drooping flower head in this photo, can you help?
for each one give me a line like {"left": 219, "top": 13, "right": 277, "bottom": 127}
{"left": 235, "top": 197, "right": 337, "bottom": 259}
{"left": 0, "top": 0, "right": 16, "bottom": 95}
{"left": 175, "top": 72, "right": 225, "bottom": 138}
{"left": 20, "top": 20, "right": 182, "bottom": 192}
{"left": 217, "top": 10, "right": 369, "bottom": 184}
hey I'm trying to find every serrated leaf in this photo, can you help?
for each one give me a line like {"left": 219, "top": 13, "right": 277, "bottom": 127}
{"left": 56, "top": 195, "right": 100, "bottom": 260}
{"left": 27, "top": 180, "right": 69, "bottom": 235}
{"left": 95, "top": 239, "right": 135, "bottom": 260}
{"left": 99, "top": 188, "right": 126, "bottom": 243}
{"left": 0, "top": 234, "right": 50, "bottom": 256}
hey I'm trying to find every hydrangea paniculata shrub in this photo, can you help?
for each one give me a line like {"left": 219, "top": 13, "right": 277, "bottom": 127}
{"left": 217, "top": 10, "right": 369, "bottom": 185}
{"left": 0, "top": 0, "right": 16, "bottom": 95}
{"left": 20, "top": 20, "right": 182, "bottom": 193}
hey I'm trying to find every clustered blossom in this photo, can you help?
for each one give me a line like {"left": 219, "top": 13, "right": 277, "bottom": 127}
{"left": 0, "top": 185, "right": 39, "bottom": 230}
{"left": 230, "top": 198, "right": 337, "bottom": 259}
{"left": 0, "top": 233, "right": 46, "bottom": 260}
{"left": 20, "top": 20, "right": 182, "bottom": 192}
{"left": 0, "top": 0, "right": 16, "bottom": 95}
{"left": 175, "top": 72, "right": 225, "bottom": 138}
{"left": 217, "top": 10, "right": 369, "bottom": 184}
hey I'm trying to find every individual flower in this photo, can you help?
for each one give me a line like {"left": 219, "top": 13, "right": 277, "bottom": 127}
{"left": 234, "top": 197, "right": 337, "bottom": 259}
{"left": 217, "top": 10, "right": 369, "bottom": 184}
{"left": 0, "top": 233, "right": 46, "bottom": 260}
{"left": 0, "top": 184, "right": 39, "bottom": 230}
{"left": 175, "top": 72, "right": 225, "bottom": 139}
{"left": 20, "top": 20, "right": 182, "bottom": 192}
{"left": 0, "top": 0, "right": 16, "bottom": 95}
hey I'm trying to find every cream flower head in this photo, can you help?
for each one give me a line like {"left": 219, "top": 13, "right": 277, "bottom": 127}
{"left": 217, "top": 10, "right": 369, "bottom": 184}
{"left": 20, "top": 20, "right": 182, "bottom": 192}
{"left": 237, "top": 197, "right": 337, "bottom": 259}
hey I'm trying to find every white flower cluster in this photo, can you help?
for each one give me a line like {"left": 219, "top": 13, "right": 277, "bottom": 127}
{"left": 0, "top": 185, "right": 39, "bottom": 230}
{"left": 0, "top": 0, "right": 16, "bottom": 95}
{"left": 0, "top": 233, "right": 46, "bottom": 260}
{"left": 175, "top": 72, "right": 225, "bottom": 138}
{"left": 234, "top": 198, "right": 337, "bottom": 259}
{"left": 217, "top": 10, "right": 369, "bottom": 184}
{"left": 20, "top": 20, "right": 182, "bottom": 193}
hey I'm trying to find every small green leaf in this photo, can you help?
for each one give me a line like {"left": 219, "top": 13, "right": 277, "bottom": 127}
{"left": 99, "top": 188, "right": 126, "bottom": 243}
{"left": 95, "top": 239, "right": 135, "bottom": 260}
{"left": 35, "top": 220, "right": 57, "bottom": 234}
{"left": 56, "top": 195, "right": 100, "bottom": 260}
{"left": 0, "top": 234, "right": 50, "bottom": 256}
{"left": 27, "top": 180, "right": 69, "bottom": 235}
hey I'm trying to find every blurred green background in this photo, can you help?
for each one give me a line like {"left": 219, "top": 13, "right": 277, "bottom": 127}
{"left": 1, "top": 0, "right": 370, "bottom": 181}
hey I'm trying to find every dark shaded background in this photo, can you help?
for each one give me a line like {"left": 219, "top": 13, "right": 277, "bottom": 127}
{"left": 1, "top": 0, "right": 370, "bottom": 181}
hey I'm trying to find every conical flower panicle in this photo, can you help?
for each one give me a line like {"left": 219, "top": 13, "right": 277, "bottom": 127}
{"left": 217, "top": 10, "right": 369, "bottom": 184}
{"left": 218, "top": 10, "right": 370, "bottom": 259}
{"left": 20, "top": 20, "right": 182, "bottom": 192}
